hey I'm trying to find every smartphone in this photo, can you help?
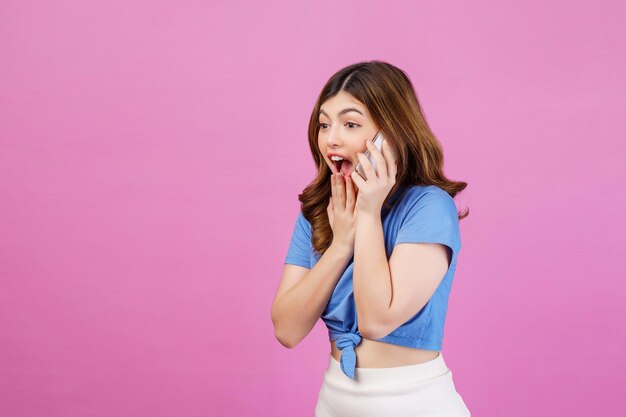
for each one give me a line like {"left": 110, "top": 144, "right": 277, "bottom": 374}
{"left": 355, "top": 131, "right": 385, "bottom": 180}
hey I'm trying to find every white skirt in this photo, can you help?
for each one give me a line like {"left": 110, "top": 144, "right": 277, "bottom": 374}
{"left": 315, "top": 352, "right": 471, "bottom": 417}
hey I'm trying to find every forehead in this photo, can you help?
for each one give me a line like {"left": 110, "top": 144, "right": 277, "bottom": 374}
{"left": 319, "top": 91, "right": 369, "bottom": 117}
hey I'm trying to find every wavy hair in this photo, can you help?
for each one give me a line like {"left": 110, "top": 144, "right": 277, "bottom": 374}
{"left": 298, "top": 60, "right": 469, "bottom": 256}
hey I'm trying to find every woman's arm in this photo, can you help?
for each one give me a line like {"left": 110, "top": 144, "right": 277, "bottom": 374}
{"left": 271, "top": 243, "right": 352, "bottom": 349}
{"left": 353, "top": 211, "right": 450, "bottom": 340}
{"left": 350, "top": 138, "right": 451, "bottom": 339}
{"left": 352, "top": 212, "right": 393, "bottom": 338}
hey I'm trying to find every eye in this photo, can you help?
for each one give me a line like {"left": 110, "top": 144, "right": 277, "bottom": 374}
{"left": 319, "top": 123, "right": 329, "bottom": 130}
{"left": 346, "top": 122, "right": 359, "bottom": 128}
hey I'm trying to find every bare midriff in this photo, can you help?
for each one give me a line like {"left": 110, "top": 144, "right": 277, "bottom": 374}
{"left": 331, "top": 338, "right": 439, "bottom": 368}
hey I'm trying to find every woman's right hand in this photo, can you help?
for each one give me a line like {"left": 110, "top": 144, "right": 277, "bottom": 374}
{"left": 326, "top": 173, "right": 357, "bottom": 255}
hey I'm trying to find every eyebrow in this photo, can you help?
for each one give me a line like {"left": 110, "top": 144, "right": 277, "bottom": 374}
{"left": 319, "top": 107, "right": 364, "bottom": 118}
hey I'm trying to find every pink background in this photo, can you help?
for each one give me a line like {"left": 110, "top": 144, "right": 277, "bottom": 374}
{"left": 1, "top": 1, "right": 624, "bottom": 416}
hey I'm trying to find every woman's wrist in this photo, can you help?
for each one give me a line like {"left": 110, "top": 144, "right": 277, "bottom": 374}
{"left": 356, "top": 208, "right": 382, "bottom": 224}
{"left": 329, "top": 241, "right": 354, "bottom": 259}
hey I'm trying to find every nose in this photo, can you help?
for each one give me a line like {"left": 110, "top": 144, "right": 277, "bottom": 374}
{"left": 325, "top": 126, "right": 343, "bottom": 148}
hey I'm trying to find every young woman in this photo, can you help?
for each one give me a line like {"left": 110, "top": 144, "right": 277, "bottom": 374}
{"left": 271, "top": 60, "right": 471, "bottom": 417}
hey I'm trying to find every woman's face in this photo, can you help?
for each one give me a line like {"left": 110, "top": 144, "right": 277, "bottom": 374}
{"left": 318, "top": 90, "right": 380, "bottom": 180}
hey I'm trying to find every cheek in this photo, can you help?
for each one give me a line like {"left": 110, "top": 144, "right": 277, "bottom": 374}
{"left": 317, "top": 144, "right": 327, "bottom": 161}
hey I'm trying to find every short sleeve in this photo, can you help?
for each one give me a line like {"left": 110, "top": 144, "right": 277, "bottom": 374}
{"left": 284, "top": 211, "right": 312, "bottom": 269}
{"left": 394, "top": 189, "right": 461, "bottom": 265}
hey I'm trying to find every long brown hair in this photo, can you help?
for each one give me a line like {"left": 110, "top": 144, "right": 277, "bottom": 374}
{"left": 299, "top": 60, "right": 469, "bottom": 256}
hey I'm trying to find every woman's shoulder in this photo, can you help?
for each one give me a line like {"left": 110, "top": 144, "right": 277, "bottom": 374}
{"left": 393, "top": 185, "right": 459, "bottom": 223}
{"left": 294, "top": 209, "right": 313, "bottom": 234}
{"left": 401, "top": 184, "right": 455, "bottom": 206}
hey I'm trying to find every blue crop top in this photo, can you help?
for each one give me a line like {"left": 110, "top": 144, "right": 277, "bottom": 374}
{"left": 283, "top": 185, "right": 462, "bottom": 379}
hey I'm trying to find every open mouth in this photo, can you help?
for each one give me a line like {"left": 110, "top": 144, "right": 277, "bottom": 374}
{"left": 331, "top": 159, "right": 353, "bottom": 176}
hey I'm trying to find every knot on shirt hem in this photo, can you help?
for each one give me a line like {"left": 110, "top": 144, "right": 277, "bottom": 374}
{"left": 331, "top": 332, "right": 362, "bottom": 379}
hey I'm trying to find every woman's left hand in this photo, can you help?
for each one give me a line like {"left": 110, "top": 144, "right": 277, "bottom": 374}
{"left": 350, "top": 138, "right": 398, "bottom": 216}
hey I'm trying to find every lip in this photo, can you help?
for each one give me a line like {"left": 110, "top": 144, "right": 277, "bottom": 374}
{"left": 327, "top": 152, "right": 350, "bottom": 160}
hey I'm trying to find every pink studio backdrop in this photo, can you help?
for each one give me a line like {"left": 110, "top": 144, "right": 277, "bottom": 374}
{"left": 1, "top": 1, "right": 624, "bottom": 416}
